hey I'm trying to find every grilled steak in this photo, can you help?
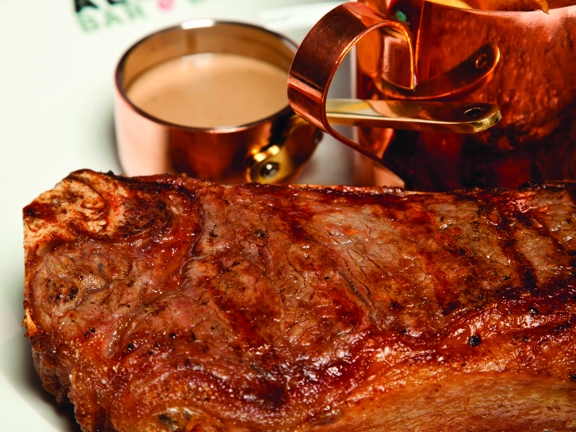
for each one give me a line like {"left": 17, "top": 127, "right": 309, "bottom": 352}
{"left": 23, "top": 170, "right": 576, "bottom": 431}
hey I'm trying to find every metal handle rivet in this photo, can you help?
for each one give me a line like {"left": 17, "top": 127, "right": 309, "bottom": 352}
{"left": 475, "top": 53, "right": 488, "bottom": 70}
{"left": 261, "top": 162, "right": 280, "bottom": 179}
{"left": 464, "top": 107, "right": 484, "bottom": 117}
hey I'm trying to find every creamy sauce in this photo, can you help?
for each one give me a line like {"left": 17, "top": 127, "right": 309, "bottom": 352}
{"left": 127, "top": 53, "right": 289, "bottom": 128}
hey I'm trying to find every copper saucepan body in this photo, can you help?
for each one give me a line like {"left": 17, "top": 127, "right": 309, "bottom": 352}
{"left": 115, "top": 20, "right": 321, "bottom": 184}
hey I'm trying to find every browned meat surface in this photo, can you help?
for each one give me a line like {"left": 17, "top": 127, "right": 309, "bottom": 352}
{"left": 23, "top": 170, "right": 576, "bottom": 431}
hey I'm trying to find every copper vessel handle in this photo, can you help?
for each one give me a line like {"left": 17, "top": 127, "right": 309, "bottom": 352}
{"left": 287, "top": 2, "right": 502, "bottom": 167}
{"left": 379, "top": 43, "right": 500, "bottom": 100}
{"left": 287, "top": 2, "right": 416, "bottom": 163}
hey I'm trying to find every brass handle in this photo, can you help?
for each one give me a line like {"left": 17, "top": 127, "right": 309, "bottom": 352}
{"left": 326, "top": 99, "right": 501, "bottom": 134}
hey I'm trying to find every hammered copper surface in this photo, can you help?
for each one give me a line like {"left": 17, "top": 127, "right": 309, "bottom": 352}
{"left": 357, "top": 0, "right": 576, "bottom": 190}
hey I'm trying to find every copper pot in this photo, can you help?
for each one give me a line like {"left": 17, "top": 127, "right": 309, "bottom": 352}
{"left": 289, "top": 0, "right": 576, "bottom": 190}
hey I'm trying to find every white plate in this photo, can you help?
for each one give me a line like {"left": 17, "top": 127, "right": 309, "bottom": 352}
{"left": 0, "top": 1, "right": 353, "bottom": 430}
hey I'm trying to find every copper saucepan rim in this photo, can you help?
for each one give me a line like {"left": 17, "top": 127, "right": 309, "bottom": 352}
{"left": 115, "top": 19, "right": 298, "bottom": 133}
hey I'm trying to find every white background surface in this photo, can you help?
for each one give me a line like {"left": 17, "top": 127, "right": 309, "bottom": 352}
{"left": 0, "top": 1, "right": 354, "bottom": 430}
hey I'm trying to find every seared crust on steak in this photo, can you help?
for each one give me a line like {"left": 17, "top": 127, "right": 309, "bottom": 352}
{"left": 23, "top": 170, "right": 576, "bottom": 431}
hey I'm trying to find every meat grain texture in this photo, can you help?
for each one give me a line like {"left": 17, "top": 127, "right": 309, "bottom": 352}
{"left": 23, "top": 170, "right": 576, "bottom": 431}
